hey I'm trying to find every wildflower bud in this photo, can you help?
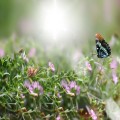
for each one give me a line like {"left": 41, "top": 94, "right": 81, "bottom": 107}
{"left": 19, "top": 49, "right": 29, "bottom": 62}
{"left": 56, "top": 115, "right": 61, "bottom": 120}
{"left": 48, "top": 62, "right": 55, "bottom": 72}
{"left": 67, "top": 92, "right": 75, "bottom": 97}
{"left": 17, "top": 107, "right": 27, "bottom": 113}
{"left": 85, "top": 61, "right": 92, "bottom": 71}
{"left": 27, "top": 67, "right": 38, "bottom": 77}
{"left": 86, "top": 106, "right": 97, "bottom": 120}
{"left": 30, "top": 92, "right": 38, "bottom": 97}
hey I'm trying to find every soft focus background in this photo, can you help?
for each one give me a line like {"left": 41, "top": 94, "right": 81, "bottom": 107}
{"left": 0, "top": 0, "right": 120, "bottom": 119}
{"left": 0, "top": 0, "right": 120, "bottom": 62}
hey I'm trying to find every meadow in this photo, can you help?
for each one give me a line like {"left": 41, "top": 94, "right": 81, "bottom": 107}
{"left": 0, "top": 0, "right": 120, "bottom": 120}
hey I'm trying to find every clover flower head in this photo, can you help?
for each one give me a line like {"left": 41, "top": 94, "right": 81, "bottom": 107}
{"left": 48, "top": 62, "right": 55, "bottom": 72}
{"left": 56, "top": 115, "right": 61, "bottom": 120}
{"left": 90, "top": 109, "right": 97, "bottom": 120}
{"left": 86, "top": 106, "right": 97, "bottom": 120}
{"left": 31, "top": 81, "right": 43, "bottom": 95}
{"left": 110, "top": 59, "right": 117, "bottom": 69}
{"left": 61, "top": 80, "right": 80, "bottom": 95}
{"left": 69, "top": 81, "right": 76, "bottom": 89}
{"left": 24, "top": 80, "right": 43, "bottom": 96}
{"left": 85, "top": 61, "right": 92, "bottom": 71}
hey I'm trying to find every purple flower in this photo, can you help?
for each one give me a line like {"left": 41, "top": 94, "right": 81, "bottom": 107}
{"left": 69, "top": 81, "right": 76, "bottom": 89}
{"left": 85, "top": 61, "right": 92, "bottom": 71}
{"left": 56, "top": 115, "right": 61, "bottom": 120}
{"left": 31, "top": 81, "right": 43, "bottom": 95}
{"left": 24, "top": 80, "right": 43, "bottom": 95}
{"left": 61, "top": 80, "right": 80, "bottom": 95}
{"left": 28, "top": 48, "right": 36, "bottom": 58}
{"left": 65, "top": 85, "right": 71, "bottom": 93}
{"left": 86, "top": 106, "right": 97, "bottom": 120}
{"left": 112, "top": 71, "right": 118, "bottom": 84}
{"left": 110, "top": 59, "right": 117, "bottom": 69}
{"left": 61, "top": 80, "right": 70, "bottom": 93}
{"left": 32, "top": 81, "right": 40, "bottom": 89}
{"left": 90, "top": 109, "right": 97, "bottom": 120}
{"left": 0, "top": 48, "right": 5, "bottom": 57}
{"left": 48, "top": 62, "right": 55, "bottom": 72}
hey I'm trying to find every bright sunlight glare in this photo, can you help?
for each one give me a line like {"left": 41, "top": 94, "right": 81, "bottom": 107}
{"left": 34, "top": 0, "right": 84, "bottom": 44}
{"left": 43, "top": 0, "right": 68, "bottom": 40}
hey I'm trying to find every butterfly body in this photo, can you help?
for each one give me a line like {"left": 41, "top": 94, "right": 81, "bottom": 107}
{"left": 95, "top": 33, "right": 111, "bottom": 58}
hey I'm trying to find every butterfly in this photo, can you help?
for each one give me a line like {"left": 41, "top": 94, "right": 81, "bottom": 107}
{"left": 95, "top": 33, "right": 111, "bottom": 58}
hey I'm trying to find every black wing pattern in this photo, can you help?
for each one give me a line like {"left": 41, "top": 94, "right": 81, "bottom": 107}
{"left": 96, "top": 39, "right": 111, "bottom": 58}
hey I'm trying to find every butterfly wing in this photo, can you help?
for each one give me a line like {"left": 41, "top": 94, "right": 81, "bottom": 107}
{"left": 101, "top": 40, "right": 111, "bottom": 55}
{"left": 96, "top": 40, "right": 111, "bottom": 58}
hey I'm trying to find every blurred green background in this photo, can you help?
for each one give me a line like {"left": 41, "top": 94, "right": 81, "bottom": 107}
{"left": 0, "top": 0, "right": 34, "bottom": 37}
{"left": 0, "top": 0, "right": 120, "bottom": 36}
{"left": 0, "top": 0, "right": 120, "bottom": 68}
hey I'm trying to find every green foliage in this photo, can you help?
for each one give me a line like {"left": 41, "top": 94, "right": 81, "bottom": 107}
{"left": 0, "top": 48, "right": 119, "bottom": 120}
